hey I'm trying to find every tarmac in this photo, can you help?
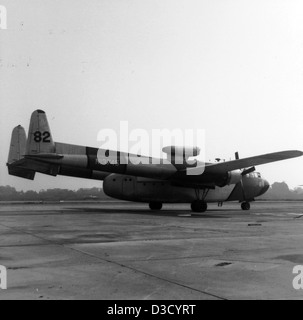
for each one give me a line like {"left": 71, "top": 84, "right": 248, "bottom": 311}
{"left": 0, "top": 200, "right": 303, "bottom": 300}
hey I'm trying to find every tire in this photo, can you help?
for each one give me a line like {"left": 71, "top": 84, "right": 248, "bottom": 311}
{"left": 191, "top": 200, "right": 208, "bottom": 213}
{"left": 149, "top": 202, "right": 163, "bottom": 211}
{"left": 241, "top": 202, "right": 250, "bottom": 211}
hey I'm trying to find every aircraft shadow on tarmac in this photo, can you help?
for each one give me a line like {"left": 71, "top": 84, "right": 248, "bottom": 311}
{"left": 69, "top": 207, "right": 233, "bottom": 219}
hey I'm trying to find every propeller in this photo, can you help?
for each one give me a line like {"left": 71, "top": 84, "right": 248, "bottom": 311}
{"left": 235, "top": 152, "right": 256, "bottom": 176}
{"left": 242, "top": 166, "right": 256, "bottom": 176}
{"left": 235, "top": 152, "right": 256, "bottom": 202}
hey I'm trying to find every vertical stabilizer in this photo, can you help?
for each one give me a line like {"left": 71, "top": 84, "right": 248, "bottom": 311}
{"left": 7, "top": 125, "right": 27, "bottom": 164}
{"left": 7, "top": 125, "right": 36, "bottom": 180}
{"left": 26, "top": 110, "right": 55, "bottom": 155}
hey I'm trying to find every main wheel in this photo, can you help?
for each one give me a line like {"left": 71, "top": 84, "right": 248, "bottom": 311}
{"left": 191, "top": 200, "right": 208, "bottom": 213}
{"left": 241, "top": 202, "right": 250, "bottom": 211}
{"left": 149, "top": 202, "right": 163, "bottom": 211}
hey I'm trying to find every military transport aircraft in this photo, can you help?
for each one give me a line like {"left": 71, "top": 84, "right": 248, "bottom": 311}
{"left": 7, "top": 110, "right": 303, "bottom": 212}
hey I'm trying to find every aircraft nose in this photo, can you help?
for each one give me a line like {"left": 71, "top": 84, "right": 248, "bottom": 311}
{"left": 260, "top": 179, "right": 270, "bottom": 195}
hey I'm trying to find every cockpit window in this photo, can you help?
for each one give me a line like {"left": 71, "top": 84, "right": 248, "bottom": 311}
{"left": 248, "top": 172, "right": 261, "bottom": 178}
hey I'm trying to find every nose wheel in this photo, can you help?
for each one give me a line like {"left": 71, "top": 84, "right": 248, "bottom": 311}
{"left": 191, "top": 200, "right": 208, "bottom": 213}
{"left": 241, "top": 202, "right": 250, "bottom": 211}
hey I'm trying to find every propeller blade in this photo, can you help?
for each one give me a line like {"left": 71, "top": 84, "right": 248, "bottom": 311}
{"left": 234, "top": 152, "right": 248, "bottom": 201}
{"left": 242, "top": 166, "right": 256, "bottom": 176}
{"left": 239, "top": 178, "right": 246, "bottom": 201}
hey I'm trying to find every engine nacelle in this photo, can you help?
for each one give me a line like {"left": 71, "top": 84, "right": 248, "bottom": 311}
{"left": 226, "top": 170, "right": 242, "bottom": 185}
{"left": 162, "top": 146, "right": 200, "bottom": 159}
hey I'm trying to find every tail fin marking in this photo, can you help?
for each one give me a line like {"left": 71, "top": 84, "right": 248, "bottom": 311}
{"left": 26, "top": 110, "right": 56, "bottom": 155}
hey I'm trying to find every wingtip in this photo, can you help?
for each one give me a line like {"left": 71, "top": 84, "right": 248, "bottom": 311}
{"left": 291, "top": 150, "right": 303, "bottom": 156}
{"left": 282, "top": 150, "right": 303, "bottom": 158}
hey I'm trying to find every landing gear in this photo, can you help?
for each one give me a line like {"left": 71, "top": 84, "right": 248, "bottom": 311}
{"left": 241, "top": 202, "right": 250, "bottom": 211}
{"left": 149, "top": 202, "right": 163, "bottom": 211}
{"left": 191, "top": 200, "right": 208, "bottom": 213}
{"left": 191, "top": 188, "right": 209, "bottom": 213}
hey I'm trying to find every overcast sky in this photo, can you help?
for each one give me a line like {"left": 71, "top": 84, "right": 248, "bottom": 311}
{"left": 1, "top": 0, "right": 303, "bottom": 191}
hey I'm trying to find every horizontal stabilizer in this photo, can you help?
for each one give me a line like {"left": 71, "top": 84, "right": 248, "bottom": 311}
{"left": 8, "top": 157, "right": 59, "bottom": 177}
{"left": 25, "top": 153, "right": 64, "bottom": 160}
{"left": 8, "top": 165, "right": 36, "bottom": 180}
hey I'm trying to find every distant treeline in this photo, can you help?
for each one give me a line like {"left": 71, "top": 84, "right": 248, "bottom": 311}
{"left": 0, "top": 182, "right": 303, "bottom": 201}
{"left": 259, "top": 182, "right": 303, "bottom": 200}
{"left": 0, "top": 186, "right": 111, "bottom": 201}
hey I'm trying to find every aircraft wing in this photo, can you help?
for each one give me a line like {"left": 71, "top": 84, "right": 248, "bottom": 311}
{"left": 7, "top": 111, "right": 303, "bottom": 185}
{"left": 190, "top": 150, "right": 303, "bottom": 175}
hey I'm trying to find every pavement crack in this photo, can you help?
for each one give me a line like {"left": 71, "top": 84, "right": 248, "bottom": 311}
{"left": 0, "top": 222, "right": 227, "bottom": 300}
{"left": 64, "top": 245, "right": 227, "bottom": 300}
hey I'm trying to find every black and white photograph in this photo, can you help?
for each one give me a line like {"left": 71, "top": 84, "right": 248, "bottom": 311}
{"left": 1, "top": 0, "right": 303, "bottom": 303}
